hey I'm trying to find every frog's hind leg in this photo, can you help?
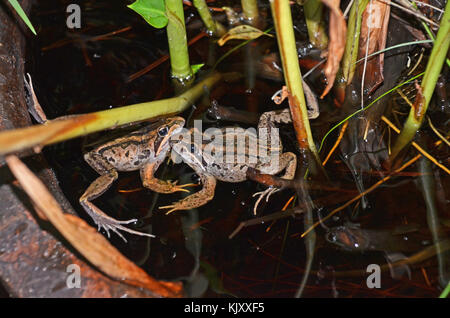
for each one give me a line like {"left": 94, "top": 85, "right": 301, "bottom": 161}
{"left": 80, "top": 153, "right": 154, "bottom": 241}
{"left": 159, "top": 173, "right": 217, "bottom": 214}
{"left": 252, "top": 152, "right": 297, "bottom": 214}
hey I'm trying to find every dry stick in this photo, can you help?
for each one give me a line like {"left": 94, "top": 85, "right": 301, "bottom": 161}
{"left": 388, "top": 0, "right": 440, "bottom": 27}
{"left": 382, "top": 116, "right": 450, "bottom": 174}
{"left": 322, "top": 121, "right": 349, "bottom": 166}
{"left": 413, "top": 0, "right": 445, "bottom": 13}
{"left": 42, "top": 26, "right": 132, "bottom": 51}
{"left": 427, "top": 117, "right": 450, "bottom": 147}
{"left": 91, "top": 26, "right": 133, "bottom": 41}
{"left": 5, "top": 155, "right": 182, "bottom": 297}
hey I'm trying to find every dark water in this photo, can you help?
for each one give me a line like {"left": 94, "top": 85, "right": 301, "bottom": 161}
{"left": 27, "top": 0, "right": 449, "bottom": 297}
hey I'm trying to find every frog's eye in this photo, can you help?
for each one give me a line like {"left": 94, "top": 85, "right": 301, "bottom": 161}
{"left": 158, "top": 126, "right": 169, "bottom": 137}
{"left": 190, "top": 144, "right": 196, "bottom": 153}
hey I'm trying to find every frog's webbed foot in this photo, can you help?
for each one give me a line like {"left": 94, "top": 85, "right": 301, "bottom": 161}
{"left": 80, "top": 170, "right": 154, "bottom": 242}
{"left": 141, "top": 162, "right": 196, "bottom": 194}
{"left": 81, "top": 202, "right": 155, "bottom": 242}
{"left": 158, "top": 191, "right": 211, "bottom": 215}
{"left": 159, "top": 203, "right": 182, "bottom": 215}
{"left": 252, "top": 187, "right": 280, "bottom": 215}
{"left": 159, "top": 197, "right": 202, "bottom": 215}
{"left": 24, "top": 73, "right": 47, "bottom": 124}
{"left": 166, "top": 180, "right": 197, "bottom": 193}
{"left": 159, "top": 174, "right": 216, "bottom": 215}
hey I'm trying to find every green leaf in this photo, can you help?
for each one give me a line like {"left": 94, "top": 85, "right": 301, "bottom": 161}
{"left": 128, "top": 0, "right": 168, "bottom": 29}
{"left": 191, "top": 63, "right": 204, "bottom": 74}
{"left": 8, "top": 0, "right": 37, "bottom": 35}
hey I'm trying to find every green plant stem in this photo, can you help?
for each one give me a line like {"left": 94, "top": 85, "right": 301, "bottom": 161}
{"left": 341, "top": 0, "right": 369, "bottom": 84}
{"left": 303, "top": 0, "right": 328, "bottom": 50}
{"left": 411, "top": 1, "right": 450, "bottom": 68}
{"left": 165, "top": 0, "right": 193, "bottom": 82}
{"left": 440, "top": 281, "right": 450, "bottom": 298}
{"left": 419, "top": 158, "right": 448, "bottom": 288}
{"left": 241, "top": 0, "right": 260, "bottom": 23}
{"left": 192, "top": 0, "right": 225, "bottom": 36}
{"left": 271, "top": 6, "right": 322, "bottom": 290}
{"left": 0, "top": 72, "right": 222, "bottom": 156}
{"left": 270, "top": 0, "right": 318, "bottom": 157}
{"left": 390, "top": 0, "right": 450, "bottom": 162}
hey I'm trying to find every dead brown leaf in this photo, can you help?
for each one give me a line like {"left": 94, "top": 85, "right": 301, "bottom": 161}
{"left": 358, "top": 0, "right": 391, "bottom": 95}
{"left": 217, "top": 25, "right": 272, "bottom": 46}
{"left": 5, "top": 155, "right": 183, "bottom": 297}
{"left": 320, "top": 0, "right": 347, "bottom": 98}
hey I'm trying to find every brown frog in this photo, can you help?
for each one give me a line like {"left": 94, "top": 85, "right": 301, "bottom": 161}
{"left": 161, "top": 109, "right": 297, "bottom": 215}
{"left": 80, "top": 117, "right": 191, "bottom": 240}
{"left": 25, "top": 76, "right": 191, "bottom": 240}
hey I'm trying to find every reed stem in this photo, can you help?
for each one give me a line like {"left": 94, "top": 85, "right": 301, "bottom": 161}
{"left": 166, "top": 0, "right": 193, "bottom": 82}
{"left": 390, "top": 0, "right": 450, "bottom": 162}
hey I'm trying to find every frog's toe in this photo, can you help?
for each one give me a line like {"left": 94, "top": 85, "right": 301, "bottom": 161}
{"left": 93, "top": 215, "right": 155, "bottom": 242}
{"left": 252, "top": 187, "right": 280, "bottom": 215}
{"left": 173, "top": 183, "right": 197, "bottom": 193}
{"left": 159, "top": 203, "right": 183, "bottom": 215}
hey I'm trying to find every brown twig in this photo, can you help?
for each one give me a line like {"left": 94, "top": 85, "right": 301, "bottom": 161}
{"left": 246, "top": 168, "right": 356, "bottom": 193}
{"left": 322, "top": 121, "right": 349, "bottom": 166}
{"left": 126, "top": 31, "right": 208, "bottom": 83}
{"left": 382, "top": 115, "right": 450, "bottom": 174}
{"left": 301, "top": 139, "right": 444, "bottom": 238}
{"left": 5, "top": 155, "right": 183, "bottom": 297}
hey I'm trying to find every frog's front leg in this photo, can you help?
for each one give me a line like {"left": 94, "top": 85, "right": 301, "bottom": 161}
{"left": 159, "top": 173, "right": 217, "bottom": 214}
{"left": 80, "top": 152, "right": 154, "bottom": 241}
{"left": 140, "top": 159, "right": 196, "bottom": 194}
{"left": 252, "top": 152, "right": 297, "bottom": 214}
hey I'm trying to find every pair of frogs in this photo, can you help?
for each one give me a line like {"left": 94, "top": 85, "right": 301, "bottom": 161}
{"left": 81, "top": 109, "right": 297, "bottom": 240}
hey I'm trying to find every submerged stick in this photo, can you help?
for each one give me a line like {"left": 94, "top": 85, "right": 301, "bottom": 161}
{"left": 5, "top": 155, "right": 183, "bottom": 296}
{"left": 419, "top": 158, "right": 449, "bottom": 288}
